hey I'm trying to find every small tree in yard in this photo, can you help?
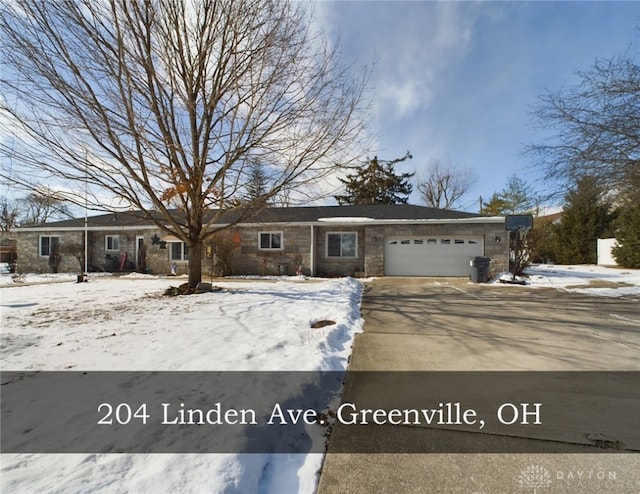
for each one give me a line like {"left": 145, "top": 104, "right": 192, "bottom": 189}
{"left": 60, "top": 242, "right": 85, "bottom": 273}
{"left": 0, "top": 0, "right": 368, "bottom": 288}
{"left": 335, "top": 152, "right": 414, "bottom": 205}
{"left": 208, "top": 230, "right": 238, "bottom": 277}
{"left": 48, "top": 242, "right": 61, "bottom": 273}
{"left": 527, "top": 217, "right": 556, "bottom": 264}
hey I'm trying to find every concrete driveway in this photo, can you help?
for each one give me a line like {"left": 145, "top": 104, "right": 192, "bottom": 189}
{"left": 317, "top": 278, "right": 640, "bottom": 493}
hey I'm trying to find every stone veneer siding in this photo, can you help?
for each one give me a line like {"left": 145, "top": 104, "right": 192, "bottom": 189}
{"left": 362, "top": 222, "right": 508, "bottom": 277}
{"left": 17, "top": 231, "right": 85, "bottom": 273}
{"left": 228, "top": 225, "right": 312, "bottom": 276}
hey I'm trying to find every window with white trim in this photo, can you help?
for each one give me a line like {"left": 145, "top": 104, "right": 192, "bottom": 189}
{"left": 169, "top": 242, "right": 189, "bottom": 261}
{"left": 39, "top": 236, "right": 59, "bottom": 257}
{"left": 105, "top": 235, "right": 120, "bottom": 251}
{"left": 259, "top": 232, "right": 282, "bottom": 250}
{"left": 327, "top": 232, "right": 357, "bottom": 258}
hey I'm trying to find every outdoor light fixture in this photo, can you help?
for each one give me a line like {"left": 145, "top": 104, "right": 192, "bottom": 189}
{"left": 495, "top": 236, "right": 502, "bottom": 243}
{"left": 159, "top": 240, "right": 167, "bottom": 249}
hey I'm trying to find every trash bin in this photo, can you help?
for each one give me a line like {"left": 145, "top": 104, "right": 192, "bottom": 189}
{"left": 469, "top": 257, "right": 491, "bottom": 283}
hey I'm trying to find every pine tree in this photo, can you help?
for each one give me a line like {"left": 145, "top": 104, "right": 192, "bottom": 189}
{"left": 242, "top": 163, "right": 271, "bottom": 204}
{"left": 335, "top": 152, "right": 414, "bottom": 205}
{"left": 551, "top": 176, "right": 615, "bottom": 264}
{"left": 481, "top": 193, "right": 509, "bottom": 215}
{"left": 612, "top": 202, "right": 640, "bottom": 268}
{"left": 481, "top": 175, "right": 536, "bottom": 215}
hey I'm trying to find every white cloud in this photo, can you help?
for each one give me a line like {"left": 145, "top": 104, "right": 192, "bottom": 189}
{"left": 377, "top": 78, "right": 432, "bottom": 119}
{"left": 317, "top": 2, "right": 482, "bottom": 123}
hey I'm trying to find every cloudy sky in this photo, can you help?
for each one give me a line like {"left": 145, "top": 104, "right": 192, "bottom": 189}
{"left": 316, "top": 1, "right": 640, "bottom": 209}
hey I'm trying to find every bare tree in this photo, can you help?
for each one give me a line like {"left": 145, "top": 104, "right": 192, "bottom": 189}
{"left": 19, "top": 190, "right": 73, "bottom": 225}
{"left": 416, "top": 157, "right": 475, "bottom": 210}
{"left": 528, "top": 55, "right": 640, "bottom": 203}
{"left": 0, "top": 0, "right": 368, "bottom": 287}
{"left": 0, "top": 197, "right": 21, "bottom": 231}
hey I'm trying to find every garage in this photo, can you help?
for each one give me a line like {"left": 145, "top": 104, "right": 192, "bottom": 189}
{"left": 384, "top": 235, "right": 484, "bottom": 276}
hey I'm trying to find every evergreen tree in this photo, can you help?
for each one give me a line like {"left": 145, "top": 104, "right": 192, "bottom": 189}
{"left": 481, "top": 193, "right": 509, "bottom": 215}
{"left": 242, "top": 163, "right": 271, "bottom": 204}
{"left": 335, "top": 152, "right": 414, "bottom": 205}
{"left": 481, "top": 175, "right": 536, "bottom": 215}
{"left": 612, "top": 202, "right": 640, "bottom": 268}
{"left": 551, "top": 176, "right": 614, "bottom": 264}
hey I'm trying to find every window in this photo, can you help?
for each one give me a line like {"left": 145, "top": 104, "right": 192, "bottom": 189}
{"left": 39, "top": 236, "right": 59, "bottom": 257}
{"left": 105, "top": 235, "right": 120, "bottom": 251}
{"left": 169, "top": 242, "right": 189, "bottom": 261}
{"left": 259, "top": 232, "right": 282, "bottom": 250}
{"left": 400, "top": 239, "right": 411, "bottom": 245}
{"left": 427, "top": 239, "right": 437, "bottom": 244}
{"left": 454, "top": 239, "right": 465, "bottom": 244}
{"left": 413, "top": 239, "right": 424, "bottom": 245}
{"left": 441, "top": 239, "right": 451, "bottom": 245}
{"left": 327, "top": 232, "right": 357, "bottom": 258}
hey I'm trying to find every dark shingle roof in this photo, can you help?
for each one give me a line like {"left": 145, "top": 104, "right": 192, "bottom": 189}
{"left": 232, "top": 204, "right": 483, "bottom": 223}
{"left": 21, "top": 204, "right": 489, "bottom": 230}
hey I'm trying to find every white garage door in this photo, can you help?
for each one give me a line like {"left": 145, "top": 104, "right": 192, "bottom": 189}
{"left": 384, "top": 235, "right": 484, "bottom": 276}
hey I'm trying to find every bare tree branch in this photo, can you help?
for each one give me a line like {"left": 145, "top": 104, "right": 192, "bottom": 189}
{"left": 0, "top": 196, "right": 21, "bottom": 231}
{"left": 416, "top": 156, "right": 476, "bottom": 210}
{"left": 527, "top": 55, "right": 640, "bottom": 202}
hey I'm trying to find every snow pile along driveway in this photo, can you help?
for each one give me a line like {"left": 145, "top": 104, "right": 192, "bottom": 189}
{"left": 1, "top": 276, "right": 364, "bottom": 493}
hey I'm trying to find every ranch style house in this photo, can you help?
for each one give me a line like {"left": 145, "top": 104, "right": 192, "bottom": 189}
{"left": 14, "top": 204, "right": 508, "bottom": 278}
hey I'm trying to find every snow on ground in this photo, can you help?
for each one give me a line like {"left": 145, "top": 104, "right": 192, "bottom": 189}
{"left": 498, "top": 264, "right": 640, "bottom": 298}
{"left": 1, "top": 275, "right": 364, "bottom": 494}
{"left": 2, "top": 264, "right": 639, "bottom": 493}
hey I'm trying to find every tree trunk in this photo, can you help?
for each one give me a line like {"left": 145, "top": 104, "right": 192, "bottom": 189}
{"left": 188, "top": 240, "right": 203, "bottom": 288}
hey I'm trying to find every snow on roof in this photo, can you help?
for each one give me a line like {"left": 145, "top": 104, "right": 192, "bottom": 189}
{"left": 317, "top": 217, "right": 375, "bottom": 222}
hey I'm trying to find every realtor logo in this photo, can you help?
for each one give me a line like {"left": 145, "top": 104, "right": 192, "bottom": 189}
{"left": 518, "top": 465, "right": 552, "bottom": 493}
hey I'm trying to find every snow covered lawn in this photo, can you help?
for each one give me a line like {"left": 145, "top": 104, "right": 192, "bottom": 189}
{"left": 1, "top": 264, "right": 638, "bottom": 493}
{"left": 520, "top": 264, "right": 640, "bottom": 298}
{"left": 1, "top": 275, "right": 363, "bottom": 493}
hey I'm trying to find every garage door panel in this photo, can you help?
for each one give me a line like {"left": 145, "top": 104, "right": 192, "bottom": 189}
{"left": 384, "top": 235, "right": 483, "bottom": 276}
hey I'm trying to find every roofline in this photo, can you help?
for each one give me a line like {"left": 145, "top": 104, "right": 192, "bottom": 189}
{"left": 16, "top": 216, "right": 505, "bottom": 232}
{"left": 15, "top": 225, "right": 160, "bottom": 233}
